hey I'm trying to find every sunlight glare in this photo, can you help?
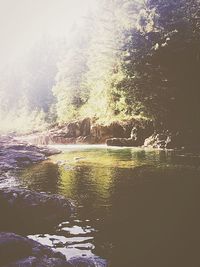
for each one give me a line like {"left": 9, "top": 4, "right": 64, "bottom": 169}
{"left": 0, "top": 0, "right": 98, "bottom": 67}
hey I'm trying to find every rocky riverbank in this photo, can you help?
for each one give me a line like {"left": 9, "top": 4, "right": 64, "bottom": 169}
{"left": 19, "top": 117, "right": 154, "bottom": 146}
{"left": 0, "top": 135, "right": 60, "bottom": 172}
{"left": 19, "top": 117, "right": 199, "bottom": 150}
{"left": 0, "top": 232, "right": 107, "bottom": 267}
{"left": 0, "top": 232, "right": 71, "bottom": 267}
{"left": 0, "top": 136, "right": 106, "bottom": 267}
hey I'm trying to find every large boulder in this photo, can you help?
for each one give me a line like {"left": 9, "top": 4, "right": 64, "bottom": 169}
{"left": 0, "top": 188, "right": 75, "bottom": 232}
{"left": 0, "top": 232, "right": 72, "bottom": 267}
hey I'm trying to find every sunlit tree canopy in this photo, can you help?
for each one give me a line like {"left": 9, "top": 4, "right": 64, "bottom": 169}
{"left": 0, "top": 0, "right": 200, "bottom": 135}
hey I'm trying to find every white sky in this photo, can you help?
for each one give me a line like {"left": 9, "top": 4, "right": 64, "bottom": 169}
{"left": 0, "top": 0, "right": 97, "bottom": 67}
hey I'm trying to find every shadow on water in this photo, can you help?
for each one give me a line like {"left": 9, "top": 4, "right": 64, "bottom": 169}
{"left": 18, "top": 146, "right": 200, "bottom": 267}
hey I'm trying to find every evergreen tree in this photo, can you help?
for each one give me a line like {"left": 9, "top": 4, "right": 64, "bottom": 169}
{"left": 118, "top": 0, "right": 200, "bottom": 129}
{"left": 52, "top": 23, "right": 92, "bottom": 122}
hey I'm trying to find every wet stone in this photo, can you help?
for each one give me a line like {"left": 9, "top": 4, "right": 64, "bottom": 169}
{"left": 0, "top": 188, "right": 75, "bottom": 232}
{"left": 0, "top": 232, "right": 72, "bottom": 267}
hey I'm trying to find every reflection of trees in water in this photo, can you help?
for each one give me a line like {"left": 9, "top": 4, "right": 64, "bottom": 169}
{"left": 59, "top": 165, "right": 114, "bottom": 215}
{"left": 59, "top": 163, "right": 116, "bottom": 260}
{"left": 130, "top": 149, "right": 180, "bottom": 166}
{"left": 19, "top": 148, "right": 200, "bottom": 266}
{"left": 105, "top": 148, "right": 174, "bottom": 168}
{"left": 93, "top": 158, "right": 200, "bottom": 266}
{"left": 19, "top": 162, "right": 60, "bottom": 194}
{"left": 106, "top": 148, "right": 133, "bottom": 161}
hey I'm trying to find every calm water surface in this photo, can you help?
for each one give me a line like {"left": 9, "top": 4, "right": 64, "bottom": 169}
{"left": 18, "top": 145, "right": 200, "bottom": 267}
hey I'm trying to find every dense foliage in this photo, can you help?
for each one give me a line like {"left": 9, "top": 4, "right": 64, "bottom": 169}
{"left": 0, "top": 0, "right": 200, "bottom": 133}
{"left": 119, "top": 0, "right": 200, "bottom": 131}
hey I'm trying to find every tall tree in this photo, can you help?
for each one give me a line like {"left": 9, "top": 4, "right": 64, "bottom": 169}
{"left": 81, "top": 0, "right": 133, "bottom": 119}
{"left": 118, "top": 0, "right": 200, "bottom": 130}
{"left": 24, "top": 36, "right": 63, "bottom": 113}
{"left": 52, "top": 23, "right": 92, "bottom": 122}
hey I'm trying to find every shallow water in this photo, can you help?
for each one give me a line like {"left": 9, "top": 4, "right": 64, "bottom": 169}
{"left": 18, "top": 145, "right": 200, "bottom": 267}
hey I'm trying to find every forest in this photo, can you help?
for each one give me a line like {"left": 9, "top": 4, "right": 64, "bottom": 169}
{"left": 1, "top": 0, "right": 200, "bottom": 141}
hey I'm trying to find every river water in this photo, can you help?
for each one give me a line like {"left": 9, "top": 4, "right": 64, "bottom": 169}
{"left": 18, "top": 145, "right": 200, "bottom": 267}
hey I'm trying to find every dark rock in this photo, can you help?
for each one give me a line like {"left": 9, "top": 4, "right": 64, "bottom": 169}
{"left": 21, "top": 118, "right": 92, "bottom": 145}
{"left": 130, "top": 122, "right": 154, "bottom": 146}
{"left": 0, "top": 138, "right": 61, "bottom": 172}
{"left": 0, "top": 233, "right": 32, "bottom": 266}
{"left": 144, "top": 132, "right": 166, "bottom": 149}
{"left": 49, "top": 136, "right": 76, "bottom": 145}
{"left": 0, "top": 233, "right": 107, "bottom": 267}
{"left": 90, "top": 125, "right": 112, "bottom": 143}
{"left": 0, "top": 232, "right": 72, "bottom": 267}
{"left": 68, "top": 256, "right": 107, "bottom": 267}
{"left": 144, "top": 131, "right": 184, "bottom": 149}
{"left": 7, "top": 256, "right": 38, "bottom": 267}
{"left": 80, "top": 118, "right": 91, "bottom": 136}
{"left": 22, "top": 118, "right": 154, "bottom": 146}
{"left": 0, "top": 188, "right": 75, "bottom": 232}
{"left": 106, "top": 120, "right": 153, "bottom": 147}
{"left": 66, "top": 122, "right": 81, "bottom": 138}
{"left": 91, "top": 121, "right": 133, "bottom": 144}
{"left": 106, "top": 138, "right": 137, "bottom": 147}
{"left": 8, "top": 256, "right": 73, "bottom": 267}
{"left": 76, "top": 135, "right": 95, "bottom": 144}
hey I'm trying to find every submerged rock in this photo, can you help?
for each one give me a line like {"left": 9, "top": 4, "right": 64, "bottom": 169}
{"left": 0, "top": 232, "right": 72, "bottom": 267}
{"left": 0, "top": 188, "right": 75, "bottom": 232}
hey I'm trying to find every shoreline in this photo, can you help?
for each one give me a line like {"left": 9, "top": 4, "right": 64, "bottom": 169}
{"left": 13, "top": 117, "right": 200, "bottom": 151}
{"left": 0, "top": 136, "right": 107, "bottom": 267}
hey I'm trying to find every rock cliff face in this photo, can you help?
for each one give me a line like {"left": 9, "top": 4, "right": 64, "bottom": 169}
{"left": 106, "top": 121, "right": 154, "bottom": 147}
{"left": 16, "top": 117, "right": 198, "bottom": 150}
{"left": 23, "top": 118, "right": 154, "bottom": 147}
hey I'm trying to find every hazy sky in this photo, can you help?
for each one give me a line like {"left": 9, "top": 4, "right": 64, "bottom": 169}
{"left": 0, "top": 0, "right": 96, "bottom": 67}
